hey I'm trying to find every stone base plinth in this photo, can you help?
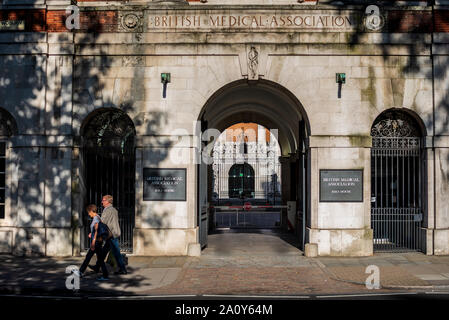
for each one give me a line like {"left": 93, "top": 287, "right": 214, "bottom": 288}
{"left": 0, "top": 227, "right": 73, "bottom": 257}
{"left": 133, "top": 227, "right": 198, "bottom": 256}
{"left": 434, "top": 229, "right": 449, "bottom": 255}
{"left": 304, "top": 243, "right": 318, "bottom": 257}
{"left": 307, "top": 228, "right": 373, "bottom": 257}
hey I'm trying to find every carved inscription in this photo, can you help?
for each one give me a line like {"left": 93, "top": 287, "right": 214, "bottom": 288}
{"left": 147, "top": 13, "right": 355, "bottom": 31}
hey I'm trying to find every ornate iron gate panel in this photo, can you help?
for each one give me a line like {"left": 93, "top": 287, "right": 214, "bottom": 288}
{"left": 211, "top": 159, "right": 282, "bottom": 229}
{"left": 82, "top": 110, "right": 136, "bottom": 253}
{"left": 371, "top": 113, "right": 424, "bottom": 252}
{"left": 83, "top": 150, "right": 135, "bottom": 252}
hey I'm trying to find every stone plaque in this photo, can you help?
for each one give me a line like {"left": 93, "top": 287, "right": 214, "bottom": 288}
{"left": 320, "top": 169, "right": 363, "bottom": 202}
{"left": 0, "top": 20, "right": 25, "bottom": 31}
{"left": 143, "top": 168, "right": 186, "bottom": 201}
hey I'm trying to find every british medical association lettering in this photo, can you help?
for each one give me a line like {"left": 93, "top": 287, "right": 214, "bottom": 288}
{"left": 148, "top": 13, "right": 354, "bottom": 31}
{"left": 143, "top": 168, "right": 186, "bottom": 201}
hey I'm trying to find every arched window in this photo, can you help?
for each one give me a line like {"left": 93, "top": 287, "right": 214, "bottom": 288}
{"left": 228, "top": 163, "right": 255, "bottom": 198}
{"left": 0, "top": 109, "right": 17, "bottom": 219}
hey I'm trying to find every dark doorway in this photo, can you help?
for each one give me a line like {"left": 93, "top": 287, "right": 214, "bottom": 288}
{"left": 371, "top": 110, "right": 425, "bottom": 252}
{"left": 82, "top": 109, "right": 136, "bottom": 252}
{"left": 228, "top": 163, "right": 255, "bottom": 199}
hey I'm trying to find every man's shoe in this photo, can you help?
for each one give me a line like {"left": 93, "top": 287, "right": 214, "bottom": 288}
{"left": 96, "top": 276, "right": 109, "bottom": 281}
{"left": 114, "top": 269, "right": 128, "bottom": 275}
{"left": 88, "top": 265, "right": 100, "bottom": 273}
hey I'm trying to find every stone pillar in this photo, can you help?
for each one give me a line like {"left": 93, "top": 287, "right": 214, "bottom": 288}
{"left": 422, "top": 137, "right": 435, "bottom": 255}
{"left": 133, "top": 136, "right": 198, "bottom": 256}
{"left": 307, "top": 135, "right": 373, "bottom": 257}
{"left": 433, "top": 136, "right": 449, "bottom": 255}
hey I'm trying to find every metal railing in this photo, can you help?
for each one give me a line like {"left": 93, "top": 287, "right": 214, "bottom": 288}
{"left": 371, "top": 208, "right": 423, "bottom": 252}
{"left": 82, "top": 207, "right": 134, "bottom": 253}
{"left": 371, "top": 136, "right": 424, "bottom": 252}
{"left": 212, "top": 205, "right": 286, "bottom": 229}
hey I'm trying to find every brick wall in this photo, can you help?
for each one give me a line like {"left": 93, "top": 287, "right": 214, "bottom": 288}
{"left": 387, "top": 10, "right": 433, "bottom": 33}
{"left": 435, "top": 11, "right": 449, "bottom": 33}
{"left": 46, "top": 10, "right": 118, "bottom": 32}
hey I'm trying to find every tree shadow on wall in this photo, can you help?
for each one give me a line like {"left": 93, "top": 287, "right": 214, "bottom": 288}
{"left": 0, "top": 2, "right": 175, "bottom": 295}
{"left": 335, "top": 0, "right": 449, "bottom": 228}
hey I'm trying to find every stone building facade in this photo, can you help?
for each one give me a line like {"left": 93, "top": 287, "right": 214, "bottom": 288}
{"left": 0, "top": 0, "right": 449, "bottom": 257}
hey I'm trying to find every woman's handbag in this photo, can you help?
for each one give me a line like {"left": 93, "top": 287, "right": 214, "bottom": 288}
{"left": 97, "top": 221, "right": 113, "bottom": 242}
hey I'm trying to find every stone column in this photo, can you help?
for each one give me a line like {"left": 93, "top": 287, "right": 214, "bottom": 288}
{"left": 133, "top": 135, "right": 198, "bottom": 256}
{"left": 433, "top": 136, "right": 449, "bottom": 255}
{"left": 307, "top": 135, "right": 373, "bottom": 257}
{"left": 432, "top": 53, "right": 449, "bottom": 255}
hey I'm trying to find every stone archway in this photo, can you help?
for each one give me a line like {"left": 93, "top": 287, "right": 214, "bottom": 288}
{"left": 197, "top": 80, "right": 311, "bottom": 249}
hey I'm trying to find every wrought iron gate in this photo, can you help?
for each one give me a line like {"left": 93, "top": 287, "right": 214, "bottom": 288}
{"left": 371, "top": 111, "right": 424, "bottom": 252}
{"left": 82, "top": 109, "right": 136, "bottom": 253}
{"left": 211, "top": 159, "right": 282, "bottom": 204}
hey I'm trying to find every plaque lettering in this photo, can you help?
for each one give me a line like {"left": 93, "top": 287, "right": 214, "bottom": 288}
{"left": 320, "top": 170, "right": 363, "bottom": 202}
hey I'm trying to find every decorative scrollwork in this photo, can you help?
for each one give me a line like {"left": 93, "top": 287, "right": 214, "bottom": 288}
{"left": 372, "top": 137, "right": 420, "bottom": 149}
{"left": 83, "top": 109, "right": 135, "bottom": 155}
{"left": 371, "top": 111, "right": 421, "bottom": 138}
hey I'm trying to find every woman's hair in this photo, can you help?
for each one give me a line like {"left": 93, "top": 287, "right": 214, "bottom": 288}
{"left": 86, "top": 204, "right": 97, "bottom": 213}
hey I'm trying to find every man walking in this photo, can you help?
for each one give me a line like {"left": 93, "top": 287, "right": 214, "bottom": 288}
{"left": 91, "top": 195, "right": 128, "bottom": 275}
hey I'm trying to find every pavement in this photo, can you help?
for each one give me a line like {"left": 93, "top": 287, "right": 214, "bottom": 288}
{"left": 1, "top": 229, "right": 449, "bottom": 298}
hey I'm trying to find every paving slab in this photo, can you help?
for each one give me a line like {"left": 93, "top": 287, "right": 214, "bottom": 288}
{"left": 325, "top": 266, "right": 430, "bottom": 287}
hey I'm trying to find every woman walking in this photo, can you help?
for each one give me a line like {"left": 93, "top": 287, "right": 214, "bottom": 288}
{"left": 75, "top": 204, "right": 109, "bottom": 281}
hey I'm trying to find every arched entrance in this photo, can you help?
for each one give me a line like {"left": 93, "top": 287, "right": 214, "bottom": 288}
{"left": 197, "top": 80, "right": 310, "bottom": 249}
{"left": 81, "top": 108, "right": 136, "bottom": 252}
{"left": 371, "top": 109, "right": 426, "bottom": 252}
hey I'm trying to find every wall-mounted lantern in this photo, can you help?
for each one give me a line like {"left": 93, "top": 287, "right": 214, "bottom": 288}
{"left": 336, "top": 73, "right": 345, "bottom": 99}
{"left": 336, "top": 73, "right": 346, "bottom": 84}
{"left": 161, "top": 73, "right": 171, "bottom": 98}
